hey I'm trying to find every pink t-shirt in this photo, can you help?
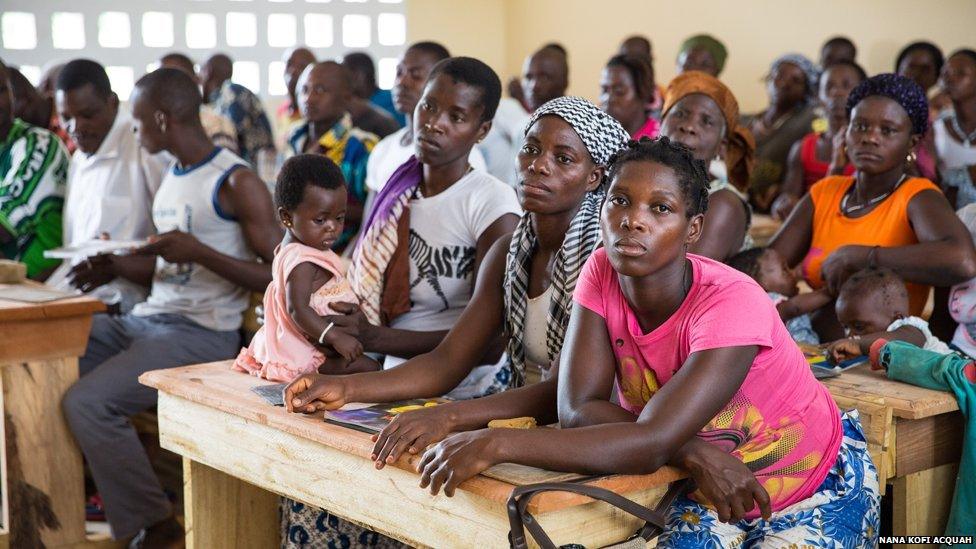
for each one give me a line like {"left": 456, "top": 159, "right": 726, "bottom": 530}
{"left": 574, "top": 250, "right": 842, "bottom": 516}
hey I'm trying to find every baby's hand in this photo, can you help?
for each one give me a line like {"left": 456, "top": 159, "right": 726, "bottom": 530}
{"left": 328, "top": 329, "right": 363, "bottom": 361}
{"left": 826, "top": 338, "right": 862, "bottom": 363}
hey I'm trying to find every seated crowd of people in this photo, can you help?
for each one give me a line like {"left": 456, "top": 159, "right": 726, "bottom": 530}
{"left": 2, "top": 30, "right": 976, "bottom": 549}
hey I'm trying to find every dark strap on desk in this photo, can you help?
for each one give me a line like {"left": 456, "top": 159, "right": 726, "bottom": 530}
{"left": 507, "top": 477, "right": 693, "bottom": 549}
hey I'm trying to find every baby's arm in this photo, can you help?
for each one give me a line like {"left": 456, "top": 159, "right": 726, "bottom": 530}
{"left": 285, "top": 262, "right": 338, "bottom": 343}
{"left": 776, "top": 288, "right": 833, "bottom": 321}
{"left": 825, "top": 323, "right": 927, "bottom": 363}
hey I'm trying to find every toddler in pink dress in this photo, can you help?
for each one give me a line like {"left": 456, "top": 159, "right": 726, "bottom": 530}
{"left": 233, "top": 155, "right": 362, "bottom": 382}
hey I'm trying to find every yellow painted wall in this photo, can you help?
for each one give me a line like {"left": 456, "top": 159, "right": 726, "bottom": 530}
{"left": 408, "top": 0, "right": 976, "bottom": 113}
{"left": 406, "top": 0, "right": 509, "bottom": 80}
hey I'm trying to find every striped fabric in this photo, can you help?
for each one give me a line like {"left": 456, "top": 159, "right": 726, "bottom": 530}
{"left": 501, "top": 96, "right": 626, "bottom": 386}
{"left": 348, "top": 156, "right": 423, "bottom": 326}
{"left": 503, "top": 190, "right": 604, "bottom": 386}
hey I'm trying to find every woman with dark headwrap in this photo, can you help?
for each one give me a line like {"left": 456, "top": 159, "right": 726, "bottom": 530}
{"left": 743, "top": 54, "right": 820, "bottom": 212}
{"left": 770, "top": 74, "right": 976, "bottom": 340}
{"left": 676, "top": 34, "right": 728, "bottom": 77}
{"left": 660, "top": 71, "right": 756, "bottom": 261}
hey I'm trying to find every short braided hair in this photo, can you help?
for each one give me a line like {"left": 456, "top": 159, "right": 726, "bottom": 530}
{"left": 607, "top": 136, "right": 710, "bottom": 218}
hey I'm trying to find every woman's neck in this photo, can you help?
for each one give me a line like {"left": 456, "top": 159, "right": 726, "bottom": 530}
{"left": 853, "top": 164, "right": 906, "bottom": 202}
{"left": 954, "top": 97, "right": 976, "bottom": 133}
{"left": 400, "top": 115, "right": 414, "bottom": 147}
{"left": 620, "top": 256, "right": 692, "bottom": 334}
{"left": 622, "top": 113, "right": 647, "bottom": 137}
{"left": 531, "top": 204, "right": 582, "bottom": 252}
{"left": 421, "top": 153, "right": 471, "bottom": 197}
{"left": 309, "top": 116, "right": 342, "bottom": 143}
{"left": 764, "top": 101, "right": 800, "bottom": 125}
{"left": 825, "top": 114, "right": 847, "bottom": 136}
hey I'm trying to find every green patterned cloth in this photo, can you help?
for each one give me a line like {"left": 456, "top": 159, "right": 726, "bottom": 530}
{"left": 0, "top": 118, "right": 69, "bottom": 277}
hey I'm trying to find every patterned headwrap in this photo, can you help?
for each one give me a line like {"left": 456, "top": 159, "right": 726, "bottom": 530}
{"left": 662, "top": 71, "right": 756, "bottom": 192}
{"left": 846, "top": 73, "right": 929, "bottom": 135}
{"left": 679, "top": 34, "right": 728, "bottom": 74}
{"left": 770, "top": 53, "right": 819, "bottom": 99}
{"left": 503, "top": 97, "right": 627, "bottom": 387}
{"left": 525, "top": 96, "right": 630, "bottom": 169}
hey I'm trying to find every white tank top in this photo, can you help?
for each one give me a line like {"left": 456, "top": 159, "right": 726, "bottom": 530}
{"left": 934, "top": 117, "right": 976, "bottom": 170}
{"left": 133, "top": 147, "right": 254, "bottom": 331}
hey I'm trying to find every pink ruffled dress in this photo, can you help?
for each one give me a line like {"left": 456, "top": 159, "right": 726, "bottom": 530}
{"left": 233, "top": 242, "right": 359, "bottom": 382}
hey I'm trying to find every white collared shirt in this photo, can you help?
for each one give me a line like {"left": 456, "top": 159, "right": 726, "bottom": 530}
{"left": 50, "top": 108, "right": 169, "bottom": 311}
{"left": 64, "top": 108, "right": 167, "bottom": 246}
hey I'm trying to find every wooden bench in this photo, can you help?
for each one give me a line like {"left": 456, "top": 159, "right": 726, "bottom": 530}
{"left": 140, "top": 362, "right": 685, "bottom": 548}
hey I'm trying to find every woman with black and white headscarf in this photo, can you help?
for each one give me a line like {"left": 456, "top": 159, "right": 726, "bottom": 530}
{"left": 286, "top": 96, "right": 627, "bottom": 452}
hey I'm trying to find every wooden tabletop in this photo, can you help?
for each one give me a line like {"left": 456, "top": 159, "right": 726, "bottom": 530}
{"left": 0, "top": 283, "right": 104, "bottom": 322}
{"left": 821, "top": 363, "right": 958, "bottom": 420}
{"left": 141, "top": 361, "right": 683, "bottom": 513}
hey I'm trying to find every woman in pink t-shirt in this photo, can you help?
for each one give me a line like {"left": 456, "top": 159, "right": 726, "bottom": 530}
{"left": 415, "top": 138, "right": 880, "bottom": 547}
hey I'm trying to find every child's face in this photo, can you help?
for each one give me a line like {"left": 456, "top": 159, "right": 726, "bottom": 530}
{"left": 282, "top": 185, "right": 347, "bottom": 251}
{"left": 757, "top": 249, "right": 797, "bottom": 297}
{"left": 835, "top": 292, "right": 894, "bottom": 336}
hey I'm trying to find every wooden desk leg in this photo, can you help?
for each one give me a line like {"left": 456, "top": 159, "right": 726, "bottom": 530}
{"left": 1, "top": 358, "right": 86, "bottom": 548}
{"left": 891, "top": 462, "right": 958, "bottom": 548}
{"left": 183, "top": 458, "right": 279, "bottom": 549}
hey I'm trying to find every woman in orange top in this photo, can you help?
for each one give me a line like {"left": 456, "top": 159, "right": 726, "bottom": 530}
{"left": 771, "top": 74, "right": 976, "bottom": 340}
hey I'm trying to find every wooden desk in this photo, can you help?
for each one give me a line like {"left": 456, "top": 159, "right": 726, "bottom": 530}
{"left": 0, "top": 290, "right": 105, "bottom": 548}
{"left": 821, "top": 364, "right": 962, "bottom": 543}
{"left": 140, "top": 362, "right": 684, "bottom": 548}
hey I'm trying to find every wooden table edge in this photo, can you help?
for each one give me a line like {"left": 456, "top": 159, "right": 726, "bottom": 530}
{"left": 141, "top": 365, "right": 686, "bottom": 514}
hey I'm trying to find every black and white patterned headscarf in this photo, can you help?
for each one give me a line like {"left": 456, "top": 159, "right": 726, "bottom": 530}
{"left": 503, "top": 97, "right": 628, "bottom": 387}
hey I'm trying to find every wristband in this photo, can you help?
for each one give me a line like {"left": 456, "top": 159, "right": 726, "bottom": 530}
{"left": 869, "top": 338, "right": 889, "bottom": 370}
{"left": 318, "top": 322, "right": 335, "bottom": 345}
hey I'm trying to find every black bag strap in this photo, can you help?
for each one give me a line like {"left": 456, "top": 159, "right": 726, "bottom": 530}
{"left": 507, "top": 477, "right": 693, "bottom": 549}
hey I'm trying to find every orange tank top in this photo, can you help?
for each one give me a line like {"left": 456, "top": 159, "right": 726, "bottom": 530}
{"left": 802, "top": 176, "right": 941, "bottom": 315}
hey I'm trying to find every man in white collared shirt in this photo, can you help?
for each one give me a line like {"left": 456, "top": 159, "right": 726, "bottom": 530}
{"left": 51, "top": 59, "right": 167, "bottom": 311}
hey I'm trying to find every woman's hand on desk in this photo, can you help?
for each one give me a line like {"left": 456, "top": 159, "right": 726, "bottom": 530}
{"left": 371, "top": 406, "right": 455, "bottom": 469}
{"left": 417, "top": 429, "right": 499, "bottom": 497}
{"left": 283, "top": 374, "right": 349, "bottom": 413}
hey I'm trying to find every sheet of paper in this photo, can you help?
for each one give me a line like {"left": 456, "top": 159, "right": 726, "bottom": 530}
{"left": 0, "top": 284, "right": 76, "bottom": 303}
{"left": 43, "top": 239, "right": 148, "bottom": 260}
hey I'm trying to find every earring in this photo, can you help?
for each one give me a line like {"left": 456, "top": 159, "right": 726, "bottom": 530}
{"left": 283, "top": 221, "right": 293, "bottom": 228}
{"left": 906, "top": 150, "right": 918, "bottom": 164}
{"left": 159, "top": 121, "right": 167, "bottom": 133}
